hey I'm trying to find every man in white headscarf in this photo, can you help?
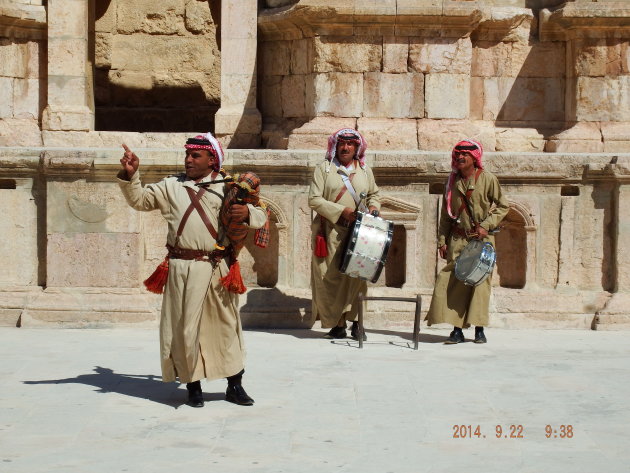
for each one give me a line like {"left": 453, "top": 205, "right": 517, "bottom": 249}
{"left": 426, "top": 139, "right": 509, "bottom": 344}
{"left": 308, "top": 128, "right": 381, "bottom": 340}
{"left": 118, "top": 133, "right": 268, "bottom": 407}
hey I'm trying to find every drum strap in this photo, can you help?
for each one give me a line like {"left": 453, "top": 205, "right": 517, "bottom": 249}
{"left": 457, "top": 168, "right": 482, "bottom": 225}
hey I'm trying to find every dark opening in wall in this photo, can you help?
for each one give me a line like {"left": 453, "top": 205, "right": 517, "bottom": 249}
{"left": 0, "top": 179, "right": 17, "bottom": 189}
{"left": 384, "top": 225, "right": 406, "bottom": 288}
{"left": 494, "top": 208, "right": 527, "bottom": 289}
{"left": 243, "top": 218, "right": 279, "bottom": 288}
{"left": 561, "top": 186, "right": 580, "bottom": 196}
{"left": 429, "top": 183, "right": 445, "bottom": 195}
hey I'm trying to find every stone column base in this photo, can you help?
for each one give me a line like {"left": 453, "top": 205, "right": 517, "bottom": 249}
{"left": 214, "top": 108, "right": 262, "bottom": 148}
{"left": 594, "top": 293, "right": 630, "bottom": 330}
{"left": 42, "top": 105, "right": 94, "bottom": 132}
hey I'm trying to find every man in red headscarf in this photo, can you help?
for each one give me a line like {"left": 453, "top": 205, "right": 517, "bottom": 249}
{"left": 117, "top": 133, "right": 268, "bottom": 407}
{"left": 308, "top": 128, "right": 380, "bottom": 340}
{"left": 426, "top": 139, "right": 509, "bottom": 344}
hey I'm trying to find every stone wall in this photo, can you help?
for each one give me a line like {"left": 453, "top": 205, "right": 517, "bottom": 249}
{"left": 259, "top": 0, "right": 630, "bottom": 154}
{"left": 0, "top": 0, "right": 46, "bottom": 146}
{"left": 0, "top": 147, "right": 627, "bottom": 331}
{"left": 93, "top": 0, "right": 221, "bottom": 132}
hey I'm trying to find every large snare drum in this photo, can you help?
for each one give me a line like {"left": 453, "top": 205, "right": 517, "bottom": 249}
{"left": 340, "top": 212, "right": 394, "bottom": 283}
{"left": 454, "top": 239, "right": 496, "bottom": 286}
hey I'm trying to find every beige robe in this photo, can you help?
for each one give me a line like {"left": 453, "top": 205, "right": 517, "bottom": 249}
{"left": 118, "top": 171, "right": 267, "bottom": 383}
{"left": 426, "top": 169, "right": 509, "bottom": 328}
{"left": 308, "top": 160, "right": 380, "bottom": 328}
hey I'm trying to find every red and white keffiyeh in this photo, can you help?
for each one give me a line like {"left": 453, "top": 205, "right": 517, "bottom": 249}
{"left": 325, "top": 128, "right": 368, "bottom": 171}
{"left": 184, "top": 132, "right": 225, "bottom": 172}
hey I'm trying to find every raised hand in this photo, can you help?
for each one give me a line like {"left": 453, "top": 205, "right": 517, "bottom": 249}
{"left": 120, "top": 143, "right": 139, "bottom": 179}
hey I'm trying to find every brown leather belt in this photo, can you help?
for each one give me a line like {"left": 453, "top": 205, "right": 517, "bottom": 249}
{"left": 166, "top": 244, "right": 226, "bottom": 266}
{"left": 451, "top": 225, "right": 478, "bottom": 240}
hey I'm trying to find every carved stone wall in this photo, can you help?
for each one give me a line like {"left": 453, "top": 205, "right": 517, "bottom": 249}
{"left": 93, "top": 0, "right": 221, "bottom": 132}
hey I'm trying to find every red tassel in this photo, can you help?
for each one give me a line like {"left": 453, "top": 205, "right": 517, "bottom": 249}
{"left": 314, "top": 234, "right": 328, "bottom": 258}
{"left": 220, "top": 260, "right": 247, "bottom": 294}
{"left": 144, "top": 257, "right": 169, "bottom": 294}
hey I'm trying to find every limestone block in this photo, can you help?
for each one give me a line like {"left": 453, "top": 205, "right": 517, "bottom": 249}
{"left": 383, "top": 36, "right": 409, "bottom": 73}
{"left": 286, "top": 117, "right": 357, "bottom": 149}
{"left": 291, "top": 38, "right": 313, "bottom": 75}
{"left": 95, "top": 0, "right": 116, "bottom": 33}
{"left": 117, "top": 0, "right": 185, "bottom": 35}
{"left": 99, "top": 132, "right": 148, "bottom": 148}
{"left": 495, "top": 127, "right": 545, "bottom": 152}
{"left": 184, "top": 0, "right": 215, "bottom": 34}
{"left": 111, "top": 36, "right": 216, "bottom": 72}
{"left": 0, "top": 39, "right": 26, "bottom": 78}
{"left": 0, "top": 118, "right": 42, "bottom": 146}
{"left": 214, "top": 107, "right": 261, "bottom": 135}
{"left": 473, "top": 40, "right": 565, "bottom": 79}
{"left": 221, "top": 38, "right": 256, "bottom": 76}
{"left": 222, "top": 0, "right": 257, "bottom": 40}
{"left": 601, "top": 121, "right": 630, "bottom": 153}
{"left": 0, "top": 185, "right": 38, "bottom": 285}
{"left": 48, "top": 38, "right": 88, "bottom": 77}
{"left": 41, "top": 131, "right": 104, "bottom": 147}
{"left": 572, "top": 38, "right": 627, "bottom": 77}
{"left": 424, "top": 74, "right": 470, "bottom": 119}
{"left": 417, "top": 119, "right": 496, "bottom": 152}
{"left": 396, "top": 0, "right": 441, "bottom": 16}
{"left": 363, "top": 72, "right": 424, "bottom": 119}
{"left": 576, "top": 76, "right": 630, "bottom": 122}
{"left": 0, "top": 77, "right": 13, "bottom": 118}
{"left": 47, "top": 232, "right": 141, "bottom": 288}
{"left": 481, "top": 77, "right": 564, "bottom": 122}
{"left": 95, "top": 33, "right": 111, "bottom": 69}
{"left": 306, "top": 73, "right": 363, "bottom": 117}
{"left": 47, "top": 180, "right": 140, "bottom": 234}
{"left": 357, "top": 118, "right": 418, "bottom": 150}
{"left": 260, "top": 41, "right": 291, "bottom": 76}
{"left": 25, "top": 41, "right": 42, "bottom": 79}
{"left": 313, "top": 36, "right": 382, "bottom": 73}
{"left": 282, "top": 75, "right": 306, "bottom": 118}
{"left": 409, "top": 38, "right": 472, "bottom": 75}
{"left": 12, "top": 78, "right": 42, "bottom": 119}
{"left": 545, "top": 123, "right": 603, "bottom": 153}
{"left": 48, "top": 3, "right": 87, "bottom": 37}
{"left": 260, "top": 75, "right": 283, "bottom": 118}
{"left": 220, "top": 73, "right": 258, "bottom": 109}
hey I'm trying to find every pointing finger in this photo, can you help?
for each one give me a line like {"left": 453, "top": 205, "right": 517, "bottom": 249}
{"left": 122, "top": 143, "right": 131, "bottom": 153}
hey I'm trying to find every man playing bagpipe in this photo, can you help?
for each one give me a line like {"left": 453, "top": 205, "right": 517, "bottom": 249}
{"left": 118, "top": 132, "right": 268, "bottom": 408}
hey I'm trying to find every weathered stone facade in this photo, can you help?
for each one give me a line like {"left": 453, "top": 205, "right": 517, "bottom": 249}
{"left": 1, "top": 0, "right": 630, "bottom": 330}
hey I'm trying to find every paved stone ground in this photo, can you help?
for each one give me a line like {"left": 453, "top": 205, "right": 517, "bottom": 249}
{"left": 0, "top": 326, "right": 628, "bottom": 473}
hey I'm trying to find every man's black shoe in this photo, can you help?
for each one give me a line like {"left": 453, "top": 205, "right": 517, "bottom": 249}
{"left": 186, "top": 381, "right": 204, "bottom": 408}
{"left": 350, "top": 321, "right": 367, "bottom": 341}
{"left": 226, "top": 385, "right": 254, "bottom": 406}
{"left": 444, "top": 329, "right": 465, "bottom": 344}
{"left": 474, "top": 327, "right": 487, "bottom": 344}
{"left": 324, "top": 325, "right": 347, "bottom": 339}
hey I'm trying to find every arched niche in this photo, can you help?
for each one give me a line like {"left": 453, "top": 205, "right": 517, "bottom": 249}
{"left": 372, "top": 196, "right": 421, "bottom": 289}
{"left": 494, "top": 200, "right": 536, "bottom": 289}
{"left": 240, "top": 197, "right": 288, "bottom": 288}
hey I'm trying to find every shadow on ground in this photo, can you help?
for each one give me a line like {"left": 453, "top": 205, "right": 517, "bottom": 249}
{"left": 251, "top": 328, "right": 447, "bottom": 344}
{"left": 22, "top": 366, "right": 225, "bottom": 408}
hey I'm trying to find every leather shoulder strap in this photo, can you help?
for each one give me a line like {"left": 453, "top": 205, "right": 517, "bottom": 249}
{"left": 185, "top": 187, "right": 218, "bottom": 240}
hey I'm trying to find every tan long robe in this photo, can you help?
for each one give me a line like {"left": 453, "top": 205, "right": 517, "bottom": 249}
{"left": 118, "top": 171, "right": 267, "bottom": 383}
{"left": 308, "top": 160, "right": 380, "bottom": 328}
{"left": 426, "top": 169, "right": 509, "bottom": 328}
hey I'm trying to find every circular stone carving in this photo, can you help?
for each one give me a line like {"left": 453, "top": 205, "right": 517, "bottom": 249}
{"left": 67, "top": 196, "right": 109, "bottom": 223}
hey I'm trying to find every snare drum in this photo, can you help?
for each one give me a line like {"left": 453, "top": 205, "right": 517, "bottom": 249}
{"left": 340, "top": 212, "right": 394, "bottom": 283}
{"left": 454, "top": 239, "right": 496, "bottom": 286}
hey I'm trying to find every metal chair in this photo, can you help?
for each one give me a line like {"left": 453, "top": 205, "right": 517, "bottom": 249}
{"left": 357, "top": 294, "right": 422, "bottom": 350}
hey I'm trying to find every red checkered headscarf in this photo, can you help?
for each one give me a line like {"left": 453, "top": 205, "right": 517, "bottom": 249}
{"left": 184, "top": 132, "right": 225, "bottom": 172}
{"left": 325, "top": 128, "right": 367, "bottom": 171}
{"left": 445, "top": 139, "right": 484, "bottom": 219}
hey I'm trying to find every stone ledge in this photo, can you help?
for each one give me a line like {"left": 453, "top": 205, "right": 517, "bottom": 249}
{"left": 540, "top": 4, "right": 630, "bottom": 41}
